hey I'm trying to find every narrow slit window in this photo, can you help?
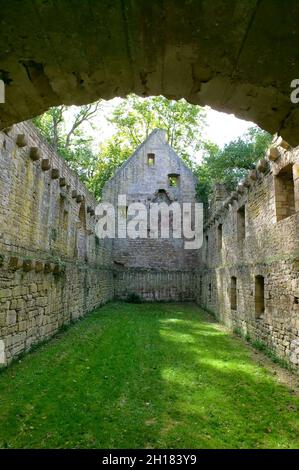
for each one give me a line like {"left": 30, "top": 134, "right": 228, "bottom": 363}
{"left": 218, "top": 223, "right": 223, "bottom": 251}
{"left": 237, "top": 205, "right": 246, "bottom": 241}
{"left": 168, "top": 174, "right": 179, "bottom": 187}
{"left": 255, "top": 275, "right": 265, "bottom": 318}
{"left": 275, "top": 164, "right": 296, "bottom": 221}
{"left": 231, "top": 276, "right": 237, "bottom": 310}
{"left": 147, "top": 153, "right": 155, "bottom": 166}
{"left": 205, "top": 235, "right": 209, "bottom": 261}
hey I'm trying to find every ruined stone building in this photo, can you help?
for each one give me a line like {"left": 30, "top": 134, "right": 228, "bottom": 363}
{"left": 102, "top": 129, "right": 198, "bottom": 301}
{"left": 197, "top": 142, "right": 299, "bottom": 369}
{"left": 0, "top": 123, "right": 298, "bottom": 371}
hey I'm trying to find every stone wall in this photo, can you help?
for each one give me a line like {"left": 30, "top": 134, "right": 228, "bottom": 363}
{"left": 1, "top": 121, "right": 299, "bottom": 373}
{"left": 102, "top": 129, "right": 199, "bottom": 301}
{"left": 197, "top": 142, "right": 299, "bottom": 370}
{"left": 2, "top": 2, "right": 299, "bottom": 147}
{"left": 102, "top": 129, "right": 199, "bottom": 271}
{"left": 115, "top": 269, "right": 196, "bottom": 302}
{"left": 0, "top": 122, "right": 114, "bottom": 365}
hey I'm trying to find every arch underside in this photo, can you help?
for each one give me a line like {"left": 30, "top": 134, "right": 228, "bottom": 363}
{"left": 1, "top": 0, "right": 299, "bottom": 145}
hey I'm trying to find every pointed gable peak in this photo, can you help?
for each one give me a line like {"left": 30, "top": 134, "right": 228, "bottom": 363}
{"left": 147, "top": 128, "right": 167, "bottom": 144}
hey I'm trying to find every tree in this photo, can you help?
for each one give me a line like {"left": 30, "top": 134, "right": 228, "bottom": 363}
{"left": 108, "top": 94, "right": 207, "bottom": 167}
{"left": 32, "top": 96, "right": 207, "bottom": 199}
{"left": 85, "top": 138, "right": 132, "bottom": 200}
{"left": 195, "top": 127, "right": 272, "bottom": 206}
{"left": 32, "top": 95, "right": 272, "bottom": 206}
{"left": 32, "top": 103, "right": 101, "bottom": 182}
{"left": 83, "top": 94, "right": 208, "bottom": 199}
{"left": 33, "top": 102, "right": 101, "bottom": 152}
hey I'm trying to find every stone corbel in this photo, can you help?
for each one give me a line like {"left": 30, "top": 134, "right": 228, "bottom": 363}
{"left": 16, "top": 134, "right": 27, "bottom": 147}
{"left": 29, "top": 147, "right": 41, "bottom": 161}
{"left": 51, "top": 168, "right": 60, "bottom": 179}
{"left": 257, "top": 159, "right": 268, "bottom": 173}
{"left": 41, "top": 159, "right": 51, "bottom": 171}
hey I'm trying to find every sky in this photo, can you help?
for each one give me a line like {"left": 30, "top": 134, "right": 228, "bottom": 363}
{"left": 204, "top": 108, "right": 254, "bottom": 147}
{"left": 66, "top": 97, "right": 255, "bottom": 160}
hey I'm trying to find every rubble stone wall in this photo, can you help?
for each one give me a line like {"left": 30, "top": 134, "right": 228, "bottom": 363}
{"left": 197, "top": 144, "right": 299, "bottom": 370}
{"left": 0, "top": 122, "right": 113, "bottom": 365}
{"left": 115, "top": 269, "right": 196, "bottom": 302}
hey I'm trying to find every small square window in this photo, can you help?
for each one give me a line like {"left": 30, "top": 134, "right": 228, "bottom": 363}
{"left": 168, "top": 174, "right": 179, "bottom": 187}
{"left": 147, "top": 153, "right": 155, "bottom": 166}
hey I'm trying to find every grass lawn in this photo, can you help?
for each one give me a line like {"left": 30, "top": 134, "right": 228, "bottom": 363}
{"left": 0, "top": 301, "right": 298, "bottom": 449}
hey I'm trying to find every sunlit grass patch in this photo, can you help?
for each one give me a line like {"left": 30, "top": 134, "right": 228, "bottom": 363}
{"left": 0, "top": 301, "right": 298, "bottom": 449}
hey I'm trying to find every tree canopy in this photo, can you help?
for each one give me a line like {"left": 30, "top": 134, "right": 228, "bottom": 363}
{"left": 33, "top": 95, "right": 272, "bottom": 203}
{"left": 195, "top": 127, "right": 272, "bottom": 205}
{"left": 108, "top": 94, "right": 207, "bottom": 168}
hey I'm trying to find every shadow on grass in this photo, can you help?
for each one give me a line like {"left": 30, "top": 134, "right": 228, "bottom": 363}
{"left": 0, "top": 302, "right": 298, "bottom": 449}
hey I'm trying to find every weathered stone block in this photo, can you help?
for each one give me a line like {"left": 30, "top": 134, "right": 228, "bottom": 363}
{"left": 29, "top": 147, "right": 41, "bottom": 161}
{"left": 41, "top": 159, "right": 51, "bottom": 171}
{"left": 44, "top": 262, "right": 55, "bottom": 273}
{"left": 23, "top": 259, "right": 34, "bottom": 272}
{"left": 9, "top": 257, "right": 23, "bottom": 271}
{"left": 16, "top": 134, "right": 27, "bottom": 147}
{"left": 51, "top": 168, "right": 59, "bottom": 179}
{"left": 35, "top": 261, "right": 44, "bottom": 273}
{"left": 59, "top": 177, "right": 67, "bottom": 187}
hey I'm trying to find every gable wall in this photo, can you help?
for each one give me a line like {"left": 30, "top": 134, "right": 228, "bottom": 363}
{"left": 102, "top": 130, "right": 199, "bottom": 271}
{"left": 102, "top": 130, "right": 199, "bottom": 300}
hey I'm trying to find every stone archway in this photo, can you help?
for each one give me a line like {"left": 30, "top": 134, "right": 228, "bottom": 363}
{"left": 1, "top": 1, "right": 299, "bottom": 144}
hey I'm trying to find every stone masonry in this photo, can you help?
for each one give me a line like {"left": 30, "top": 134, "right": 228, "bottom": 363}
{"left": 0, "top": 123, "right": 299, "bottom": 373}
{"left": 101, "top": 129, "right": 199, "bottom": 301}
{"left": 197, "top": 139, "right": 299, "bottom": 370}
{"left": 2, "top": 2, "right": 299, "bottom": 146}
{"left": 0, "top": 122, "right": 113, "bottom": 365}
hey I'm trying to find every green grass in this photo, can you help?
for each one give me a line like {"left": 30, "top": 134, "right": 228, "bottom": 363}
{"left": 0, "top": 302, "right": 298, "bottom": 449}
{"left": 233, "top": 329, "right": 292, "bottom": 370}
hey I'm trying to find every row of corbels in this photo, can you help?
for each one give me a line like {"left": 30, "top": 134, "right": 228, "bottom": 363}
{"left": 15, "top": 132, "right": 96, "bottom": 217}
{"left": 266, "top": 135, "right": 291, "bottom": 162}
{"left": 203, "top": 167, "right": 263, "bottom": 230}
{"left": 6, "top": 255, "right": 65, "bottom": 274}
{"left": 203, "top": 157, "right": 270, "bottom": 230}
{"left": 203, "top": 136, "right": 292, "bottom": 231}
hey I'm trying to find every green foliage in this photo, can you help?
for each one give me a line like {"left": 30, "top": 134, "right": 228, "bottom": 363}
{"left": 250, "top": 340, "right": 291, "bottom": 370}
{"left": 109, "top": 94, "right": 207, "bottom": 167}
{"left": 233, "top": 328, "right": 291, "bottom": 371}
{"left": 52, "top": 257, "right": 66, "bottom": 277}
{"left": 196, "top": 127, "right": 272, "bottom": 205}
{"left": 33, "top": 102, "right": 101, "bottom": 193}
{"left": 33, "top": 96, "right": 272, "bottom": 205}
{"left": 33, "top": 95, "right": 208, "bottom": 200}
{"left": 0, "top": 302, "right": 298, "bottom": 448}
{"left": 85, "top": 138, "right": 132, "bottom": 200}
{"left": 90, "top": 94, "right": 207, "bottom": 198}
